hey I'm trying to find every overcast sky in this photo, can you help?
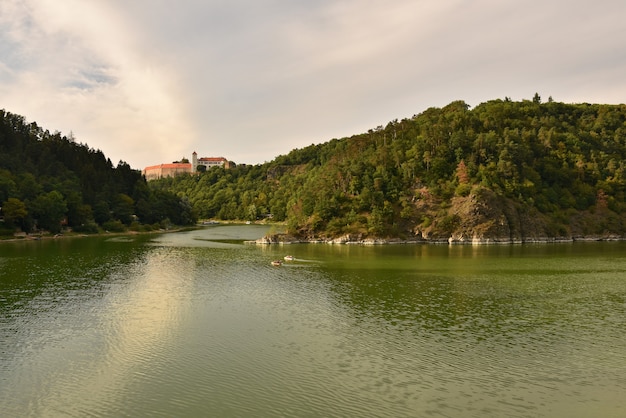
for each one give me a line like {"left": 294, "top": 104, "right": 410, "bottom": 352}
{"left": 2, "top": 0, "right": 625, "bottom": 170}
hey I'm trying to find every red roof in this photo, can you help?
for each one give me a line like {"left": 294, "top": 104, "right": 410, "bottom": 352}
{"left": 143, "top": 163, "right": 191, "bottom": 171}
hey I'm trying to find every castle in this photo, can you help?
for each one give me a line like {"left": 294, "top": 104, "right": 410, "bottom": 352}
{"left": 142, "top": 152, "right": 229, "bottom": 181}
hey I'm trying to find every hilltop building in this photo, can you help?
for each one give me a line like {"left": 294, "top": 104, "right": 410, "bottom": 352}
{"left": 192, "top": 153, "right": 229, "bottom": 170}
{"left": 142, "top": 162, "right": 192, "bottom": 181}
{"left": 142, "top": 152, "right": 229, "bottom": 180}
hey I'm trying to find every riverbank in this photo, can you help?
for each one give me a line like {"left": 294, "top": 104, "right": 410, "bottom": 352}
{"left": 249, "top": 232, "right": 626, "bottom": 245}
{"left": 0, "top": 226, "right": 196, "bottom": 244}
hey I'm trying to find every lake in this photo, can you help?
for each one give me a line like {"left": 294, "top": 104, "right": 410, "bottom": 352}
{"left": 1, "top": 225, "right": 625, "bottom": 417}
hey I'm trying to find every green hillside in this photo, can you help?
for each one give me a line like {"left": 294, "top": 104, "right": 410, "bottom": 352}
{"left": 0, "top": 110, "right": 196, "bottom": 236}
{"left": 156, "top": 96, "right": 626, "bottom": 242}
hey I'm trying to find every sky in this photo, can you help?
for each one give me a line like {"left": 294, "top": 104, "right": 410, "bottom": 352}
{"left": 1, "top": 0, "right": 626, "bottom": 170}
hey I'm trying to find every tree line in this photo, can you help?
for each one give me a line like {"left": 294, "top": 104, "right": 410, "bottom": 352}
{"left": 154, "top": 96, "right": 626, "bottom": 240}
{"left": 0, "top": 109, "right": 196, "bottom": 236}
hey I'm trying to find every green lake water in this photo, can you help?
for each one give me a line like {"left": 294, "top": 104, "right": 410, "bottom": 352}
{"left": 1, "top": 225, "right": 625, "bottom": 417}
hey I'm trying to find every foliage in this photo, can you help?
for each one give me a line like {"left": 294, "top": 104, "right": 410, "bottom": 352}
{"left": 2, "top": 197, "right": 27, "bottom": 229}
{"left": 0, "top": 109, "right": 197, "bottom": 235}
{"left": 152, "top": 97, "right": 626, "bottom": 240}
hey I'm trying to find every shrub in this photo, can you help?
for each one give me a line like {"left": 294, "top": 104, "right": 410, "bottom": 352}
{"left": 455, "top": 183, "right": 472, "bottom": 197}
{"left": 73, "top": 222, "right": 99, "bottom": 234}
{"left": 102, "top": 220, "right": 126, "bottom": 232}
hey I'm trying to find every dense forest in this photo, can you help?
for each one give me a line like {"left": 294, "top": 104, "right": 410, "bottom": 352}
{"left": 0, "top": 109, "right": 196, "bottom": 236}
{"left": 153, "top": 96, "right": 626, "bottom": 242}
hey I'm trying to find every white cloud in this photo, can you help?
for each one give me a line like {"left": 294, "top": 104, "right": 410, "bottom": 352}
{"left": 1, "top": 0, "right": 195, "bottom": 166}
{"left": 2, "top": 0, "right": 625, "bottom": 169}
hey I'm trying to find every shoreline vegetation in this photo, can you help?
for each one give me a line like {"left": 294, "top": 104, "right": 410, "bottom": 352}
{"left": 153, "top": 98, "right": 626, "bottom": 244}
{"left": 3, "top": 98, "right": 626, "bottom": 244}
{"left": 0, "top": 110, "right": 197, "bottom": 239}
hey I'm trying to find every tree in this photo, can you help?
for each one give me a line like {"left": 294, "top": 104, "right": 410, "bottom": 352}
{"left": 0, "top": 170, "right": 17, "bottom": 202}
{"left": 456, "top": 160, "right": 469, "bottom": 184}
{"left": 368, "top": 207, "right": 384, "bottom": 235}
{"left": 17, "top": 173, "right": 42, "bottom": 201}
{"left": 2, "top": 197, "right": 27, "bottom": 229}
{"left": 31, "top": 191, "right": 67, "bottom": 233}
{"left": 112, "top": 193, "right": 135, "bottom": 225}
{"left": 93, "top": 200, "right": 111, "bottom": 224}
{"left": 246, "top": 204, "right": 258, "bottom": 221}
{"left": 0, "top": 109, "right": 200, "bottom": 234}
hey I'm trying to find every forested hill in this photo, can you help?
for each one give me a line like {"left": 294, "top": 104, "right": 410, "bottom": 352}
{"left": 0, "top": 109, "right": 195, "bottom": 235}
{"left": 155, "top": 96, "right": 626, "bottom": 242}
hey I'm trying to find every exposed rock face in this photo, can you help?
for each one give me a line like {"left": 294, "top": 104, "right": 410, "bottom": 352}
{"left": 414, "top": 187, "right": 552, "bottom": 244}
{"left": 446, "top": 188, "right": 548, "bottom": 243}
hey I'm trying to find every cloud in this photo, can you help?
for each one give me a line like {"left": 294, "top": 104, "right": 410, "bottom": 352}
{"left": 0, "top": 0, "right": 195, "bottom": 166}
{"left": 1, "top": 0, "right": 625, "bottom": 169}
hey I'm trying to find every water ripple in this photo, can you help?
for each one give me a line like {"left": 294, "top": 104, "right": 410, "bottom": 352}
{"left": 2, "top": 237, "right": 626, "bottom": 417}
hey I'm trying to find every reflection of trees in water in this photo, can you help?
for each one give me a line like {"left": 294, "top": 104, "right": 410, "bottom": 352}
{"left": 0, "top": 236, "right": 151, "bottom": 317}
{"left": 324, "top": 261, "right": 585, "bottom": 343}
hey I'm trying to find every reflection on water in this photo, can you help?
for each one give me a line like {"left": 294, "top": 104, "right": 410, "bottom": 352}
{"left": 1, "top": 228, "right": 625, "bottom": 417}
{"left": 0, "top": 236, "right": 197, "bottom": 416}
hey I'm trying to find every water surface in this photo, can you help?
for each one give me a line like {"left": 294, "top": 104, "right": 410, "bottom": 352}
{"left": 1, "top": 226, "right": 625, "bottom": 417}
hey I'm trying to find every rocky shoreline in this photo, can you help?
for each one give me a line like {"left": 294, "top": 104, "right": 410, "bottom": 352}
{"left": 249, "top": 233, "right": 626, "bottom": 245}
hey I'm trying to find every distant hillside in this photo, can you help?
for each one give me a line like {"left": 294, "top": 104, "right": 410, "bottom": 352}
{"left": 154, "top": 96, "right": 626, "bottom": 242}
{"left": 0, "top": 109, "right": 196, "bottom": 235}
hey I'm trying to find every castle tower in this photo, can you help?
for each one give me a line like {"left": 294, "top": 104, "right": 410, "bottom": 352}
{"left": 191, "top": 151, "right": 198, "bottom": 173}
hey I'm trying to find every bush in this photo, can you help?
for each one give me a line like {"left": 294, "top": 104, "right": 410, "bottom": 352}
{"left": 326, "top": 218, "right": 346, "bottom": 236}
{"left": 102, "top": 220, "right": 126, "bottom": 232}
{"left": 73, "top": 221, "right": 99, "bottom": 234}
{"left": 159, "top": 218, "right": 172, "bottom": 230}
{"left": 438, "top": 214, "right": 461, "bottom": 234}
{"left": 0, "top": 224, "right": 16, "bottom": 237}
{"left": 130, "top": 221, "right": 155, "bottom": 232}
{"left": 455, "top": 183, "right": 472, "bottom": 197}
